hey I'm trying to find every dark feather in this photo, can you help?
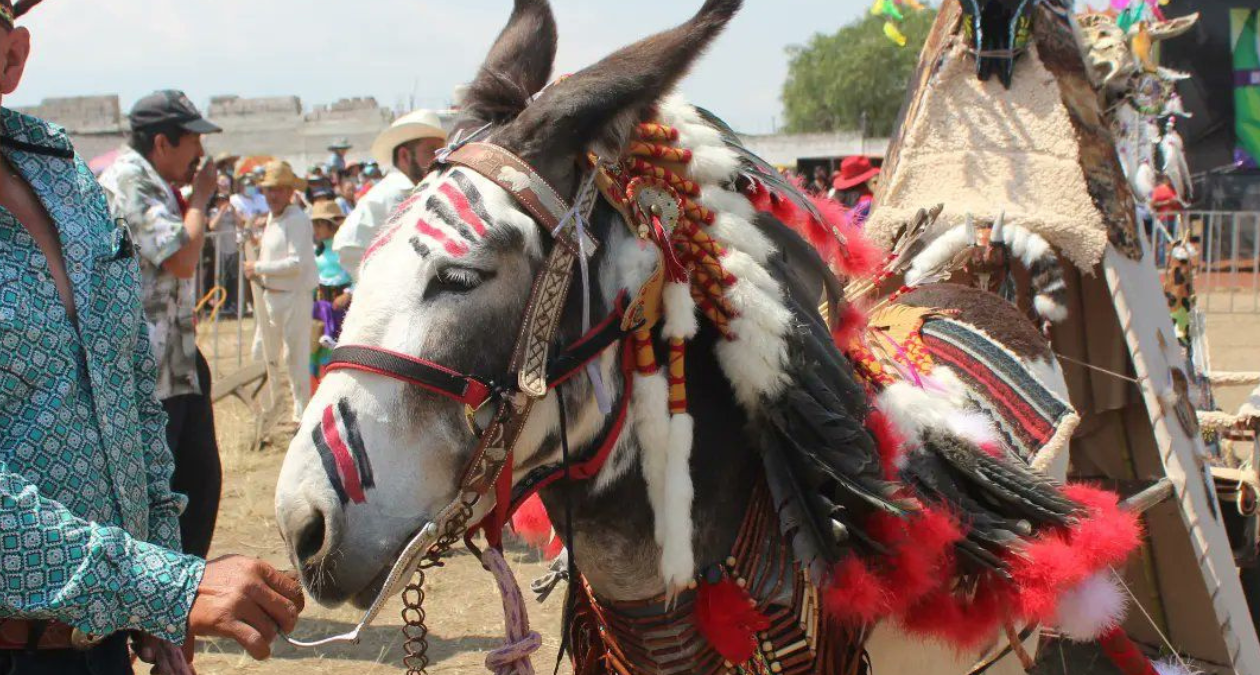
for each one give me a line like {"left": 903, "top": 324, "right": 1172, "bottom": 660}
{"left": 902, "top": 431, "right": 1084, "bottom": 575}
{"left": 692, "top": 105, "right": 829, "bottom": 226}
{"left": 924, "top": 431, "right": 1079, "bottom": 524}
{"left": 753, "top": 240, "right": 907, "bottom": 581}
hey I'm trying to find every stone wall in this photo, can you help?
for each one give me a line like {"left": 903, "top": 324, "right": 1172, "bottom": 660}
{"left": 14, "top": 95, "right": 123, "bottom": 135}
{"left": 13, "top": 94, "right": 890, "bottom": 172}
{"left": 741, "top": 131, "right": 891, "bottom": 167}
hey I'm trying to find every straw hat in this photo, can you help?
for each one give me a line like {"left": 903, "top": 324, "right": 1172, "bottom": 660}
{"left": 371, "top": 110, "right": 448, "bottom": 170}
{"left": 257, "top": 160, "right": 307, "bottom": 190}
{"left": 310, "top": 200, "right": 346, "bottom": 224}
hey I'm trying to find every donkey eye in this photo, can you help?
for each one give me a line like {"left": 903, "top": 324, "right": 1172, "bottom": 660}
{"left": 428, "top": 266, "right": 492, "bottom": 298}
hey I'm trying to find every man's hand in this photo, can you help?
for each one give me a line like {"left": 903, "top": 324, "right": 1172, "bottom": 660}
{"left": 243, "top": 261, "right": 257, "bottom": 280}
{"left": 133, "top": 633, "right": 196, "bottom": 675}
{"left": 188, "top": 555, "right": 304, "bottom": 660}
{"left": 189, "top": 159, "right": 218, "bottom": 211}
{"left": 332, "top": 292, "right": 352, "bottom": 312}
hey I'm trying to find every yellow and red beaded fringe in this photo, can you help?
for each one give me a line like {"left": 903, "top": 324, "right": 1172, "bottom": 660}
{"left": 606, "top": 121, "right": 753, "bottom": 416}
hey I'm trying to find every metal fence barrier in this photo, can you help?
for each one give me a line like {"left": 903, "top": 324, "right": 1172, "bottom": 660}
{"left": 1143, "top": 210, "right": 1260, "bottom": 314}
{"left": 194, "top": 229, "right": 252, "bottom": 378}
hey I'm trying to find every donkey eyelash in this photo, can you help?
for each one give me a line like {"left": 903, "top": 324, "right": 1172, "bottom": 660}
{"left": 437, "top": 267, "right": 487, "bottom": 286}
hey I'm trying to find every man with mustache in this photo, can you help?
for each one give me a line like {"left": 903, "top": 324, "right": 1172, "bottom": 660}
{"left": 100, "top": 90, "right": 223, "bottom": 564}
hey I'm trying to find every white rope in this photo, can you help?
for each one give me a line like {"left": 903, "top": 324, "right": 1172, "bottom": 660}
{"left": 1110, "top": 567, "right": 1197, "bottom": 675}
{"left": 1208, "top": 372, "right": 1260, "bottom": 387}
{"left": 1054, "top": 352, "right": 1145, "bottom": 386}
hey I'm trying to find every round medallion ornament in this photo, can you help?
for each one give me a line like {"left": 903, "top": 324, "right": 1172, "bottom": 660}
{"left": 627, "top": 177, "right": 682, "bottom": 239}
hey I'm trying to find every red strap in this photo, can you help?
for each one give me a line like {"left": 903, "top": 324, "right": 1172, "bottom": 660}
{"left": 475, "top": 339, "right": 636, "bottom": 547}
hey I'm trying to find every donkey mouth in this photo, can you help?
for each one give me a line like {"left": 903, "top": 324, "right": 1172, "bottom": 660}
{"left": 350, "top": 565, "right": 393, "bottom": 610}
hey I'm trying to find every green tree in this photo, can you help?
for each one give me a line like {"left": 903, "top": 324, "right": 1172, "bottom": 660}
{"left": 782, "top": 9, "right": 937, "bottom": 136}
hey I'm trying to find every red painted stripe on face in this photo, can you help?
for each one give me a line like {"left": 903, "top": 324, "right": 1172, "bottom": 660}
{"left": 438, "top": 183, "right": 487, "bottom": 237}
{"left": 415, "top": 218, "right": 469, "bottom": 258}
{"left": 364, "top": 223, "right": 401, "bottom": 263}
{"left": 322, "top": 405, "right": 366, "bottom": 504}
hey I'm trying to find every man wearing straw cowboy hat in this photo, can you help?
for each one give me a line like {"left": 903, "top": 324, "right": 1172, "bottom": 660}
{"left": 245, "top": 160, "right": 319, "bottom": 425}
{"left": 333, "top": 109, "right": 446, "bottom": 281}
{"left": 0, "top": 4, "right": 303, "bottom": 674}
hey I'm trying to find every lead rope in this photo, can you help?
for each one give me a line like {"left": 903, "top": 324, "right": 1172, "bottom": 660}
{"left": 482, "top": 548, "right": 543, "bottom": 675}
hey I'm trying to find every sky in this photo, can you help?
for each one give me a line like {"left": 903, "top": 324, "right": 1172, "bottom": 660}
{"left": 9, "top": 0, "right": 871, "bottom": 135}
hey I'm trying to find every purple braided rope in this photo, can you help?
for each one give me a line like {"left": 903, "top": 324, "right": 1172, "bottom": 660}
{"left": 481, "top": 548, "right": 541, "bottom": 675}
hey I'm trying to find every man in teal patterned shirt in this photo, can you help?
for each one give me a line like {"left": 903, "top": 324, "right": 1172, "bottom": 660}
{"left": 0, "top": 5, "right": 302, "bottom": 674}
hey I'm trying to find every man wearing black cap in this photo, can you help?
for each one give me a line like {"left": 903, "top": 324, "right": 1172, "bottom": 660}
{"left": 0, "top": 9, "right": 302, "bottom": 675}
{"left": 100, "top": 90, "right": 225, "bottom": 565}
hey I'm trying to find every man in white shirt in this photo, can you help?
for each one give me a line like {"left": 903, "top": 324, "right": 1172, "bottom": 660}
{"left": 333, "top": 110, "right": 447, "bottom": 281}
{"left": 245, "top": 161, "right": 319, "bottom": 423}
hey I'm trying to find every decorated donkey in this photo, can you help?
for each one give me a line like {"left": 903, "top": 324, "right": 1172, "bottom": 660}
{"left": 274, "top": 2, "right": 1141, "bottom": 673}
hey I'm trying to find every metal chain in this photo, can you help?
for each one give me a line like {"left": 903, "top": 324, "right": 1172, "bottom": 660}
{"left": 401, "top": 569, "right": 429, "bottom": 675}
{"left": 398, "top": 489, "right": 482, "bottom": 674}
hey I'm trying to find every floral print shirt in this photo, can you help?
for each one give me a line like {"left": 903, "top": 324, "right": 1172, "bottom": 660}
{"left": 98, "top": 148, "right": 199, "bottom": 400}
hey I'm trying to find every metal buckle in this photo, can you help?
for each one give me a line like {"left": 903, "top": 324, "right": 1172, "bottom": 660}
{"left": 464, "top": 398, "right": 493, "bottom": 437}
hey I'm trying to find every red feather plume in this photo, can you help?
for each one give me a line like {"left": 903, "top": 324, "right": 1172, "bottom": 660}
{"left": 509, "top": 494, "right": 564, "bottom": 560}
{"left": 695, "top": 577, "right": 771, "bottom": 664}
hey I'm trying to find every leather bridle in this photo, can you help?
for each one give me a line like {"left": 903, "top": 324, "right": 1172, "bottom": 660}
{"left": 323, "top": 141, "right": 635, "bottom": 555}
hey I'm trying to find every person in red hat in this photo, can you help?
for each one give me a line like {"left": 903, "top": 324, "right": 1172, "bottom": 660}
{"left": 830, "top": 155, "right": 881, "bottom": 221}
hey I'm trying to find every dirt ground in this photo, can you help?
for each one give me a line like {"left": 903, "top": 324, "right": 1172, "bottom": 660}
{"left": 192, "top": 319, "right": 567, "bottom": 675}
{"left": 186, "top": 306, "right": 1260, "bottom": 675}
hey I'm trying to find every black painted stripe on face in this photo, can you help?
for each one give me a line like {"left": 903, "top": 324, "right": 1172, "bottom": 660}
{"left": 410, "top": 236, "right": 432, "bottom": 258}
{"left": 337, "top": 398, "right": 374, "bottom": 490}
{"left": 311, "top": 426, "right": 350, "bottom": 505}
{"left": 449, "top": 171, "right": 496, "bottom": 228}
{"left": 425, "top": 194, "right": 480, "bottom": 244}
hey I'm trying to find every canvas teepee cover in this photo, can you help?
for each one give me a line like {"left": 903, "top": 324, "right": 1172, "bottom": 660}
{"left": 866, "top": 2, "right": 1260, "bottom": 671}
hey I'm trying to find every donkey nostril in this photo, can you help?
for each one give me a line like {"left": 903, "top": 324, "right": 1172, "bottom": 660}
{"left": 294, "top": 509, "right": 327, "bottom": 565}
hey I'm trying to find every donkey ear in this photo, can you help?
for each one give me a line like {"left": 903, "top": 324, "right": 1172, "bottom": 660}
{"left": 494, "top": 0, "right": 743, "bottom": 187}
{"left": 460, "top": 0, "right": 558, "bottom": 127}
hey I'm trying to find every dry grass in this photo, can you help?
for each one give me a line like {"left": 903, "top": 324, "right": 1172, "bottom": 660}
{"left": 191, "top": 318, "right": 567, "bottom": 674}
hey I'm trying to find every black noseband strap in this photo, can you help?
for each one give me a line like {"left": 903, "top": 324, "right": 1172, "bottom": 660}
{"left": 325, "top": 346, "right": 493, "bottom": 408}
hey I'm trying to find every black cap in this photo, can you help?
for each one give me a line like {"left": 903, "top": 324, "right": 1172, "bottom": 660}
{"left": 128, "top": 90, "right": 222, "bottom": 134}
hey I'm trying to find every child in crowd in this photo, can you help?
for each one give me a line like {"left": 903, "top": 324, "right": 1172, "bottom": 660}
{"left": 309, "top": 200, "right": 353, "bottom": 387}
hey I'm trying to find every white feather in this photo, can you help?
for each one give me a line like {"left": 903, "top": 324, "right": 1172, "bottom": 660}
{"left": 662, "top": 281, "right": 699, "bottom": 340}
{"left": 1054, "top": 572, "right": 1128, "bottom": 642}
{"left": 690, "top": 145, "right": 741, "bottom": 186}
{"left": 877, "top": 367, "right": 998, "bottom": 449}
{"left": 660, "top": 413, "right": 696, "bottom": 593}
{"left": 1153, "top": 659, "right": 1201, "bottom": 675}
{"left": 1134, "top": 162, "right": 1156, "bottom": 203}
{"left": 699, "top": 190, "right": 775, "bottom": 264}
{"left": 907, "top": 224, "right": 972, "bottom": 286}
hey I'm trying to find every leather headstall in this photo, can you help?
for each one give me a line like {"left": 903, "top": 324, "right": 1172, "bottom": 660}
{"left": 324, "top": 141, "right": 628, "bottom": 555}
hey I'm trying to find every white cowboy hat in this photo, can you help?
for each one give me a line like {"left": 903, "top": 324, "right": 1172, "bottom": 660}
{"left": 371, "top": 110, "right": 448, "bottom": 170}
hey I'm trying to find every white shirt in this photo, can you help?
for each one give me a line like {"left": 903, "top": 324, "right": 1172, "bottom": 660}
{"left": 231, "top": 192, "right": 269, "bottom": 220}
{"left": 255, "top": 205, "right": 319, "bottom": 294}
{"left": 333, "top": 170, "right": 415, "bottom": 282}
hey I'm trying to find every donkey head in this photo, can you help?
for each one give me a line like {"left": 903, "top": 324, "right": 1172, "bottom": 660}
{"left": 275, "top": 0, "right": 742, "bottom": 608}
